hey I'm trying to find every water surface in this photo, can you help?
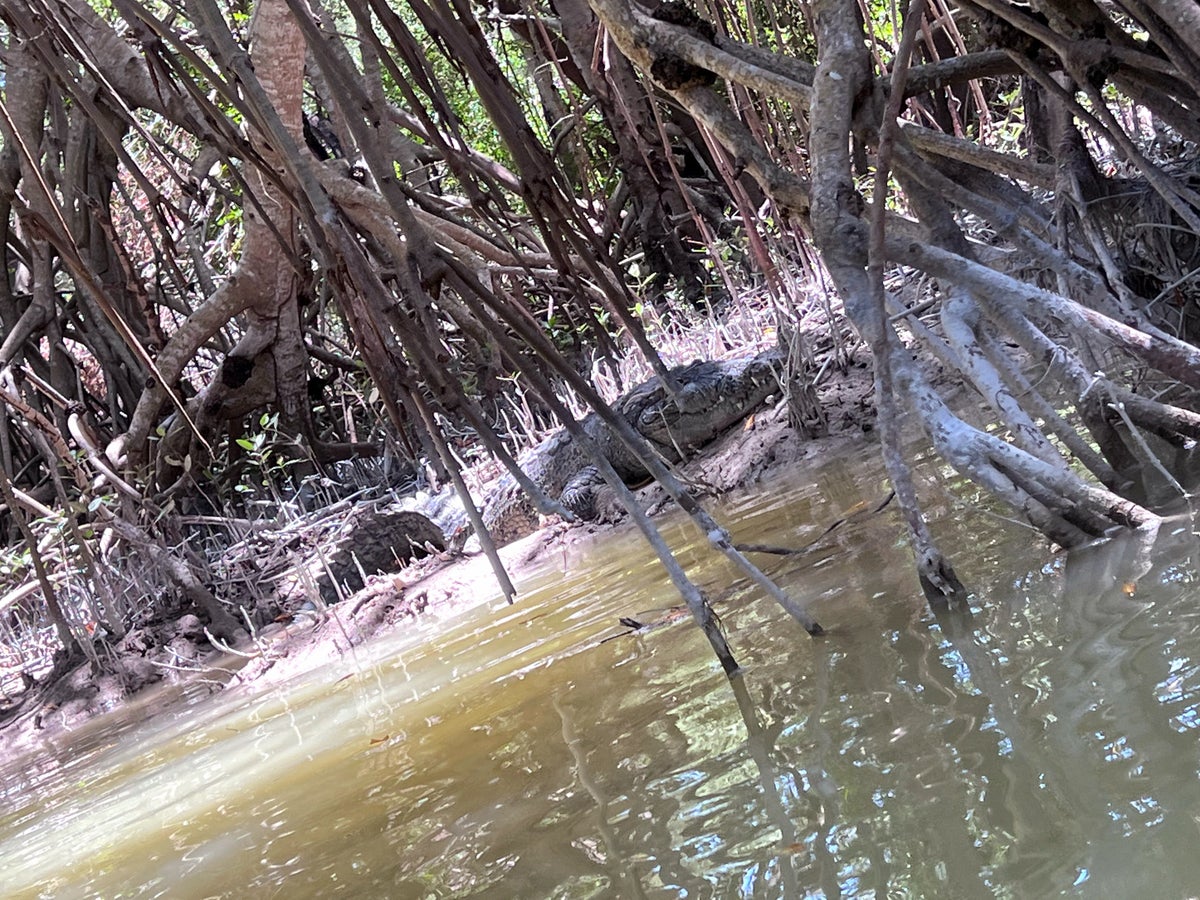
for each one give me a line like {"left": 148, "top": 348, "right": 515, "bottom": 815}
{"left": 4, "top": 444, "right": 1200, "bottom": 898}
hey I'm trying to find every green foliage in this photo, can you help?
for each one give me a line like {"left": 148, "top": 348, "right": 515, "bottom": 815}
{"left": 0, "top": 543, "right": 32, "bottom": 580}
{"left": 378, "top": 5, "right": 512, "bottom": 170}
{"left": 863, "top": 0, "right": 899, "bottom": 50}
{"left": 990, "top": 81, "right": 1026, "bottom": 154}
{"left": 543, "top": 302, "right": 614, "bottom": 355}
{"left": 231, "top": 413, "right": 297, "bottom": 497}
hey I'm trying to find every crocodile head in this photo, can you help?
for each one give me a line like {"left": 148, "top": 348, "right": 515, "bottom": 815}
{"left": 633, "top": 352, "right": 782, "bottom": 455}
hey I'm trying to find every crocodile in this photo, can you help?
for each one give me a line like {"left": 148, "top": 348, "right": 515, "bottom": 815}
{"left": 480, "top": 351, "right": 783, "bottom": 545}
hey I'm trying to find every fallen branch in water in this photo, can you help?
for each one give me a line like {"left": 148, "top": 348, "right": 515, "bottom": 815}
{"left": 735, "top": 491, "right": 895, "bottom": 556}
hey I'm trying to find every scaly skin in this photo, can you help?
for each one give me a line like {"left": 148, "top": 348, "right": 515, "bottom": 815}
{"left": 481, "top": 351, "right": 783, "bottom": 544}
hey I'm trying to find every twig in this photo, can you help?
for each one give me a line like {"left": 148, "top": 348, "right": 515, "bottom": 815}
{"left": 735, "top": 491, "right": 896, "bottom": 555}
{"left": 203, "top": 627, "right": 262, "bottom": 658}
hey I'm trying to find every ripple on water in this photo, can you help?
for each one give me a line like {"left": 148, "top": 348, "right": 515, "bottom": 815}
{"left": 9, "top": 460, "right": 1200, "bottom": 896}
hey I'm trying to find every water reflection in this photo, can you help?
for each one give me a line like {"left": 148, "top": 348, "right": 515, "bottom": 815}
{"left": 3, "top": 451, "right": 1200, "bottom": 897}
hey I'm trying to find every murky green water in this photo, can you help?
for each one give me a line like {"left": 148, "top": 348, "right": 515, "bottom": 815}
{"left": 5, "top": 443, "right": 1200, "bottom": 898}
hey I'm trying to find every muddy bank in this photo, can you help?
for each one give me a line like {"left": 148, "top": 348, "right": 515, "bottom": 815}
{"left": 0, "top": 346, "right": 880, "bottom": 757}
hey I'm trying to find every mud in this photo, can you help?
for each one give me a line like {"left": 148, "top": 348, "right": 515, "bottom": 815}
{"left": 0, "top": 344, "right": 881, "bottom": 756}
